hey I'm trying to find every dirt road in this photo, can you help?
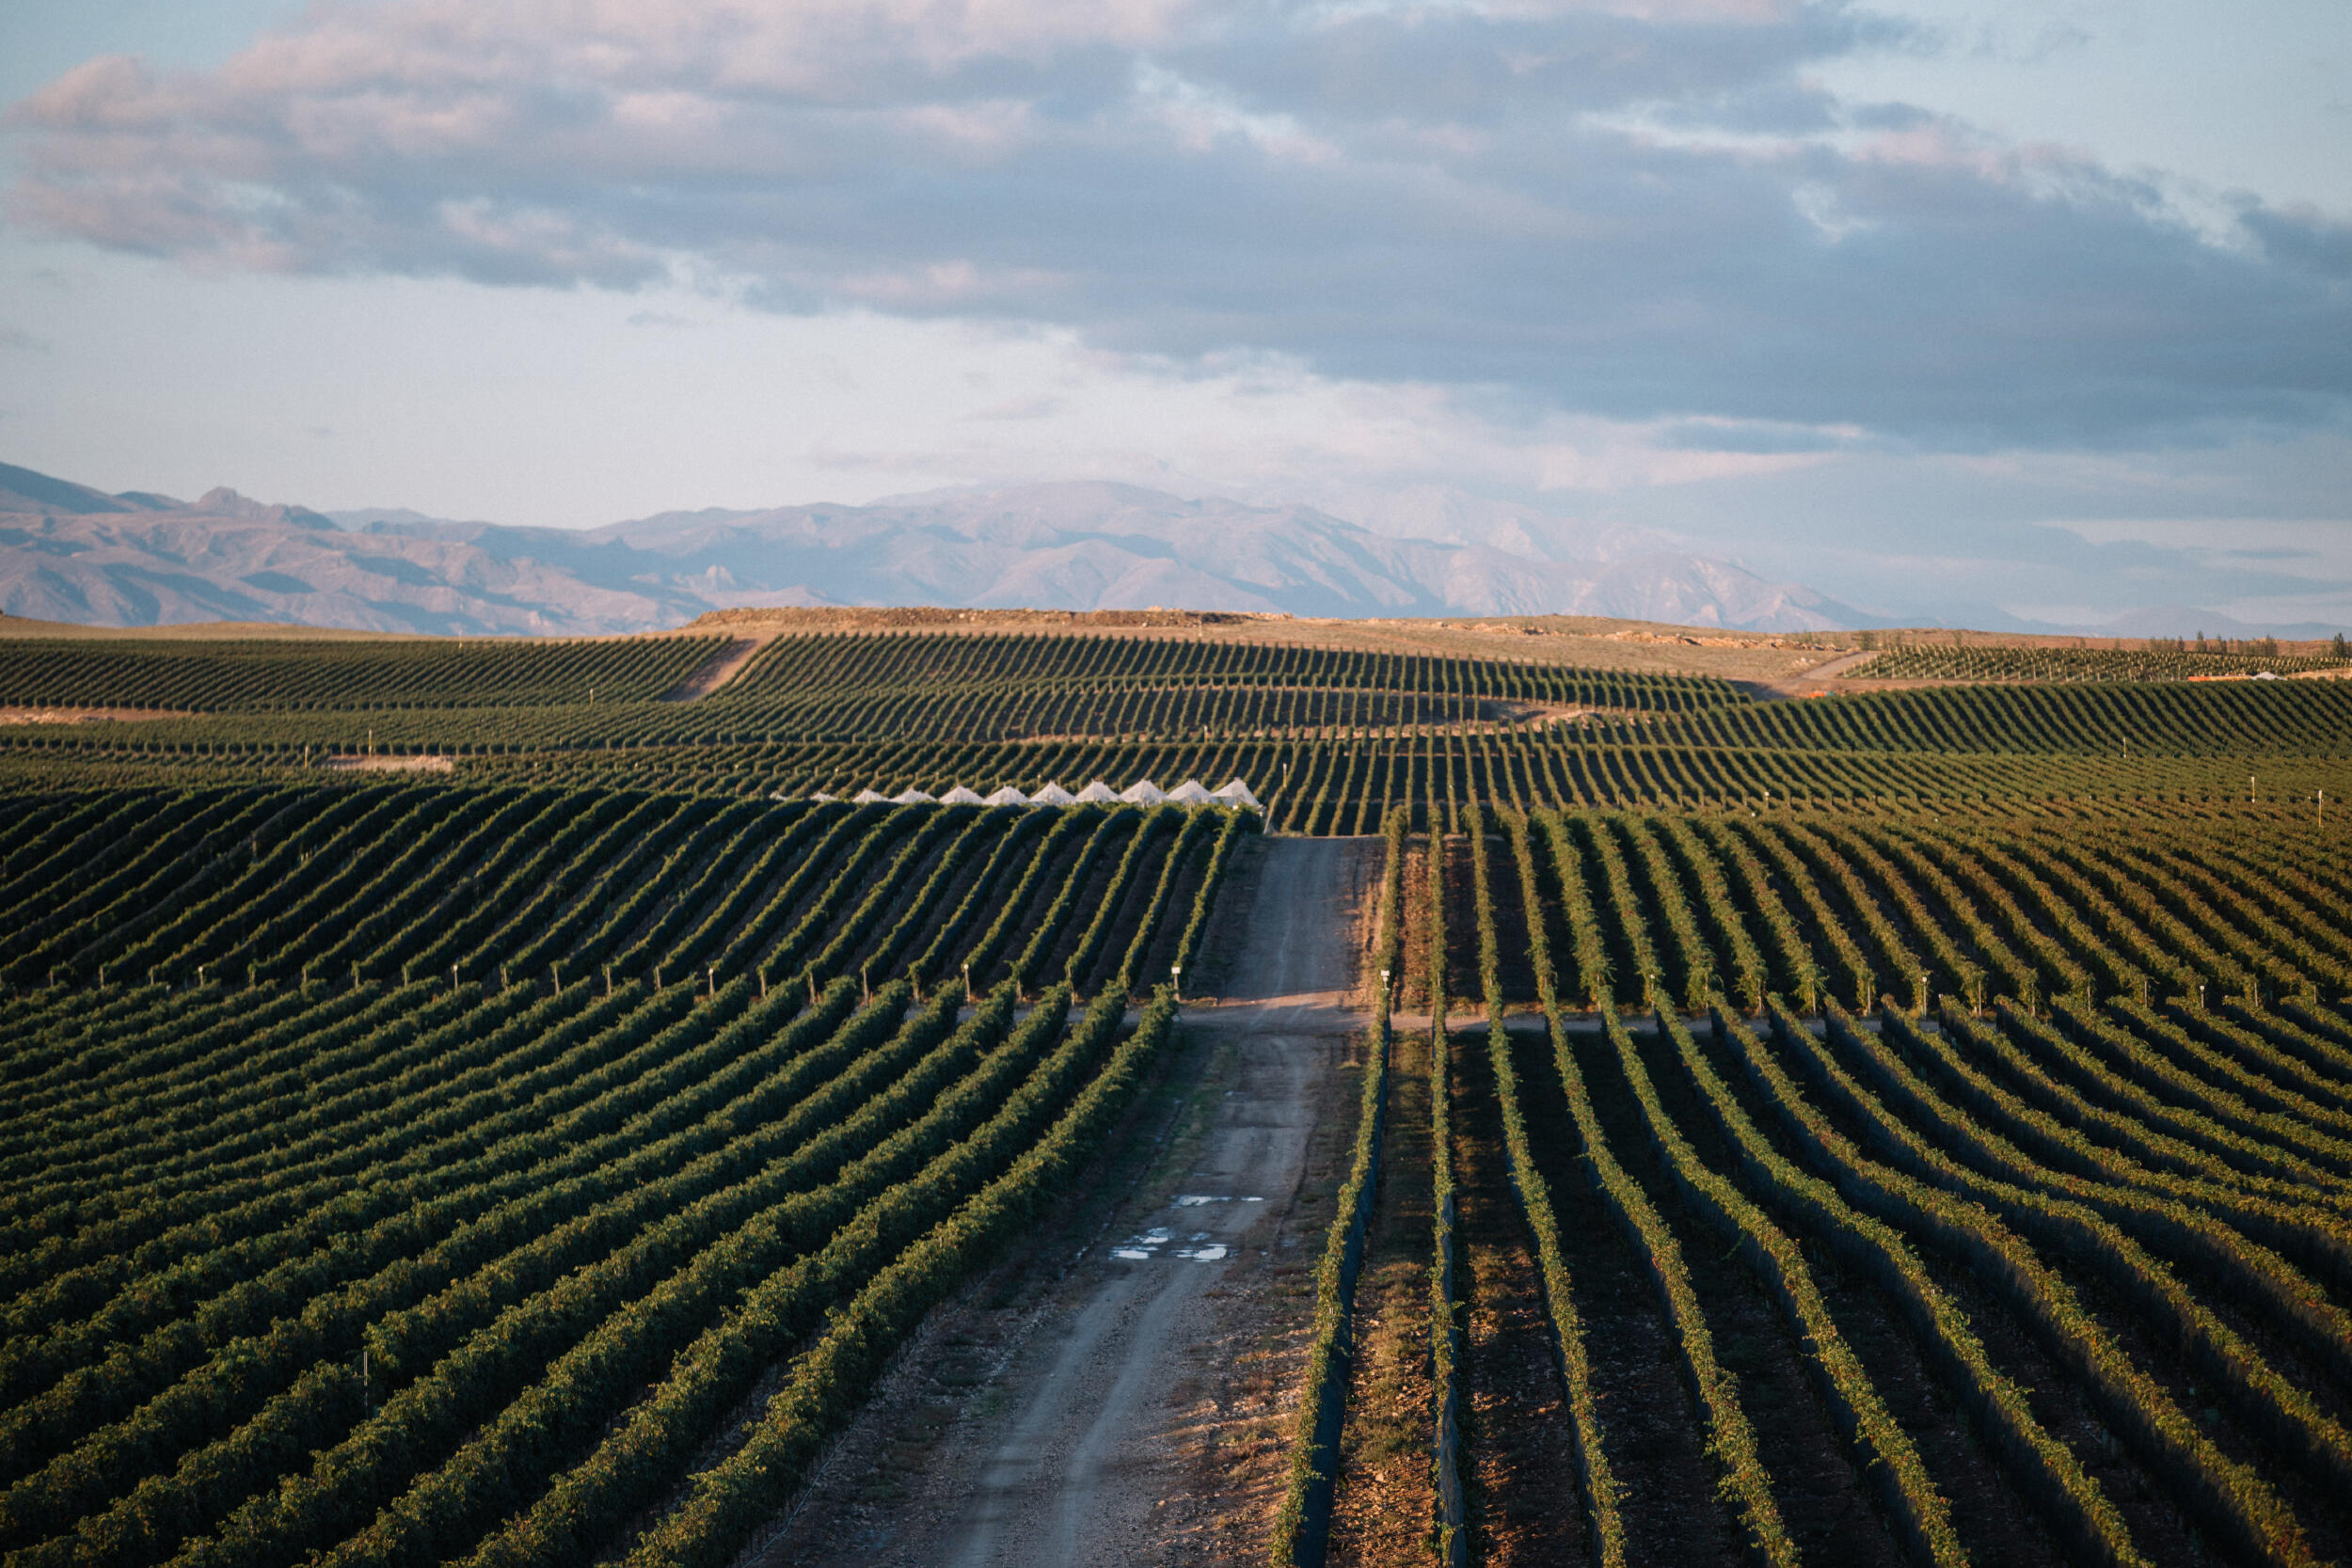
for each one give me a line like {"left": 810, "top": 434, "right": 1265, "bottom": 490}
{"left": 1208, "top": 835, "right": 1376, "bottom": 1007}
{"left": 763, "top": 835, "right": 1381, "bottom": 1567}
{"left": 939, "top": 836, "right": 1378, "bottom": 1566}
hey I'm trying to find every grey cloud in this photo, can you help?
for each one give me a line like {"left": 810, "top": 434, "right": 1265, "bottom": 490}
{"left": 1655, "top": 420, "right": 1862, "bottom": 453}
{"left": 2239, "top": 203, "right": 2352, "bottom": 278}
{"left": 2217, "top": 547, "right": 2319, "bottom": 563}
{"left": 5, "top": 0, "right": 2347, "bottom": 450}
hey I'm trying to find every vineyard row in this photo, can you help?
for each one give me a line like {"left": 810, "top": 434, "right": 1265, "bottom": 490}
{"left": 0, "top": 792, "right": 1239, "bottom": 1568}
{"left": 1301, "top": 812, "right": 2352, "bottom": 1565}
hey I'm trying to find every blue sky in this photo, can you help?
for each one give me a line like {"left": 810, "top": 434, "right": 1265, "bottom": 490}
{"left": 0, "top": 0, "right": 2345, "bottom": 630}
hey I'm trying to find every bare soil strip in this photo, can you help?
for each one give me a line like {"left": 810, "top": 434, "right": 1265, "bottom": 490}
{"left": 1325, "top": 1023, "right": 1438, "bottom": 1567}
{"left": 320, "top": 752, "right": 453, "bottom": 772}
{"left": 0, "top": 705, "right": 190, "bottom": 724}
{"left": 660, "top": 634, "right": 772, "bottom": 701}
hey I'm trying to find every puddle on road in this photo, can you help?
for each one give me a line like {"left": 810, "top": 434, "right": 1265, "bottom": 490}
{"left": 1105, "top": 1197, "right": 1265, "bottom": 1261}
{"left": 1109, "top": 1220, "right": 1236, "bottom": 1264}
{"left": 1111, "top": 1226, "right": 1173, "bottom": 1260}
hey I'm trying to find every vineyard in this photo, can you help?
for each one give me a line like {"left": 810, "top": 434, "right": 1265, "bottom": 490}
{"left": 4, "top": 629, "right": 2349, "bottom": 832}
{"left": 0, "top": 783, "right": 1244, "bottom": 1568}
{"left": 5, "top": 622, "right": 2352, "bottom": 1564}
{"left": 1285, "top": 807, "right": 2352, "bottom": 1568}
{"left": 1849, "top": 643, "right": 2352, "bottom": 683}
{"left": 0, "top": 638, "right": 723, "bottom": 712}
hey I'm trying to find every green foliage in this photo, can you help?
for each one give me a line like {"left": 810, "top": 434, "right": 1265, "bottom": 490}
{"left": 0, "top": 780, "right": 1212, "bottom": 1568}
{"left": 1850, "top": 643, "right": 2350, "bottom": 683}
{"left": 0, "top": 636, "right": 723, "bottom": 711}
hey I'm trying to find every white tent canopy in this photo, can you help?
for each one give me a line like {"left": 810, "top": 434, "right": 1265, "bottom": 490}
{"left": 821, "top": 778, "right": 1255, "bottom": 808}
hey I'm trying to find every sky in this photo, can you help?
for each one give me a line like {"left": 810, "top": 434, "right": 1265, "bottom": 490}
{"left": 0, "top": 0, "right": 2345, "bottom": 631}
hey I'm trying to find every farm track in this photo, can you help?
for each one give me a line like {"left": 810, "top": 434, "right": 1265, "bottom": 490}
{"left": 931, "top": 837, "right": 1372, "bottom": 1565}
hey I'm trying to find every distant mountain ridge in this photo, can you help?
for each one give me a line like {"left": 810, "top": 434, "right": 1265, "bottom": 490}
{"left": 11, "top": 460, "right": 2330, "bottom": 638}
{"left": 0, "top": 462, "right": 1886, "bottom": 635}
{"left": 557, "top": 483, "right": 1878, "bottom": 628}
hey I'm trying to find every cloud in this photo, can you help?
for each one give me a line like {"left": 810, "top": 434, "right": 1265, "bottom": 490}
{"left": 2238, "top": 201, "right": 2352, "bottom": 279}
{"left": 1654, "top": 416, "right": 1867, "bottom": 453}
{"left": 5, "top": 0, "right": 2347, "bottom": 451}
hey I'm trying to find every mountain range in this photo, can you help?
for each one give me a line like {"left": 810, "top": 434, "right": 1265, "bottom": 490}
{"left": 0, "top": 462, "right": 1877, "bottom": 635}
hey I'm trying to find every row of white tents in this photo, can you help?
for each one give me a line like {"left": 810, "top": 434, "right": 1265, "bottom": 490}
{"left": 787, "top": 778, "right": 1261, "bottom": 809}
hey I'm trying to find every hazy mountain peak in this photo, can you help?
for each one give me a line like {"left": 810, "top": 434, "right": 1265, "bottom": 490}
{"left": 0, "top": 461, "right": 131, "bottom": 516}
{"left": 185, "top": 486, "right": 336, "bottom": 529}
{"left": 0, "top": 459, "right": 1882, "bottom": 633}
